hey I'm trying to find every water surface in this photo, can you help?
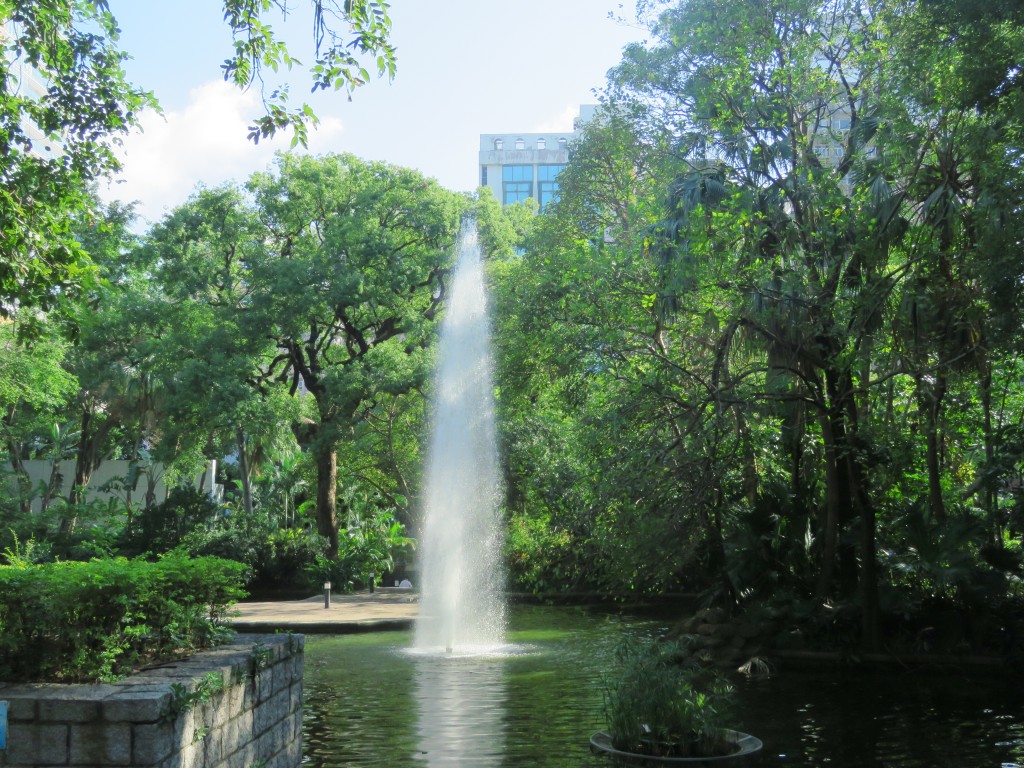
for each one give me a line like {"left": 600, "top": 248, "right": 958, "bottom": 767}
{"left": 302, "top": 605, "right": 1024, "bottom": 767}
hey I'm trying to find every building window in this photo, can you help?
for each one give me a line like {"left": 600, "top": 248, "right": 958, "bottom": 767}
{"left": 537, "top": 137, "right": 546, "bottom": 150}
{"left": 494, "top": 138, "right": 503, "bottom": 150}
{"left": 558, "top": 137, "right": 567, "bottom": 148}
{"left": 503, "top": 164, "right": 533, "bottom": 205}
{"left": 537, "top": 164, "right": 566, "bottom": 210}
{"left": 481, "top": 166, "right": 488, "bottom": 186}
{"left": 515, "top": 138, "right": 525, "bottom": 150}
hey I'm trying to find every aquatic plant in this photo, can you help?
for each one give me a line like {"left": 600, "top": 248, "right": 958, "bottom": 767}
{"left": 602, "top": 637, "right": 738, "bottom": 758}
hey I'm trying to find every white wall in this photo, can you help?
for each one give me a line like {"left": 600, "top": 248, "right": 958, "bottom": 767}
{"left": 1, "top": 460, "right": 211, "bottom": 512}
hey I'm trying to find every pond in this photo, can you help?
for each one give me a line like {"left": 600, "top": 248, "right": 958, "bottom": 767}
{"left": 301, "top": 604, "right": 1024, "bottom": 768}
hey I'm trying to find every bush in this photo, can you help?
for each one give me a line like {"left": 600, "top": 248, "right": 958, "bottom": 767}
{"left": 505, "top": 512, "right": 578, "bottom": 592}
{"left": 181, "top": 521, "right": 328, "bottom": 593}
{"left": 305, "top": 510, "right": 414, "bottom": 592}
{"left": 0, "top": 497, "right": 124, "bottom": 564}
{"left": 0, "top": 555, "right": 246, "bottom": 683}
{"left": 118, "top": 487, "right": 221, "bottom": 556}
{"left": 603, "top": 638, "right": 737, "bottom": 758}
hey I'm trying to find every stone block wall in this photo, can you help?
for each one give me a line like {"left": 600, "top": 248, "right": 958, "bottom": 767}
{"left": 0, "top": 633, "right": 303, "bottom": 768}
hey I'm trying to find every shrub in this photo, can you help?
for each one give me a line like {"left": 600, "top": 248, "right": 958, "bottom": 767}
{"left": 505, "top": 512, "right": 577, "bottom": 592}
{"left": 306, "top": 510, "right": 414, "bottom": 592}
{"left": 118, "top": 487, "right": 221, "bottom": 556}
{"left": 179, "top": 518, "right": 328, "bottom": 593}
{"left": 0, "top": 555, "right": 246, "bottom": 683}
{"left": 0, "top": 497, "right": 124, "bottom": 564}
{"left": 603, "top": 638, "right": 737, "bottom": 758}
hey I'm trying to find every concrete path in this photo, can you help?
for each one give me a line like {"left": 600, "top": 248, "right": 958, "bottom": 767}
{"left": 231, "top": 587, "right": 418, "bottom": 634}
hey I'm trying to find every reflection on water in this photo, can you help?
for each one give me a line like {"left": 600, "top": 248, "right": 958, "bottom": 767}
{"left": 738, "top": 670, "right": 1024, "bottom": 767}
{"left": 413, "top": 654, "right": 506, "bottom": 766}
{"left": 302, "top": 605, "right": 1024, "bottom": 768}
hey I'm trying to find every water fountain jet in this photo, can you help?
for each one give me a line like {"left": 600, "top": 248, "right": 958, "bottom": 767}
{"left": 413, "top": 221, "right": 506, "bottom": 656}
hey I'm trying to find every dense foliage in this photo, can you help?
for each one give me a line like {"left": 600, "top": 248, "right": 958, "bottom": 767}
{"left": 2, "top": 0, "right": 1023, "bottom": 665}
{"left": 0, "top": 0, "right": 153, "bottom": 318}
{"left": 0, "top": 555, "right": 245, "bottom": 682}
{"left": 603, "top": 638, "right": 736, "bottom": 758}
{"left": 1, "top": 155, "right": 461, "bottom": 597}
{"left": 0, "top": 0, "right": 394, "bottom": 318}
{"left": 493, "top": 0, "right": 1024, "bottom": 650}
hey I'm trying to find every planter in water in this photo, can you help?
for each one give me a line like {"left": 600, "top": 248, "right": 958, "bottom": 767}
{"left": 596, "top": 638, "right": 762, "bottom": 766}
{"left": 590, "top": 729, "right": 763, "bottom": 765}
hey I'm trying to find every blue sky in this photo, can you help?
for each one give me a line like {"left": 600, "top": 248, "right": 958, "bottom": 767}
{"left": 100, "top": 1, "right": 647, "bottom": 227}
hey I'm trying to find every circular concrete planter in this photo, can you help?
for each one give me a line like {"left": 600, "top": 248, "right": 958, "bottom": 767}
{"left": 590, "top": 729, "right": 763, "bottom": 766}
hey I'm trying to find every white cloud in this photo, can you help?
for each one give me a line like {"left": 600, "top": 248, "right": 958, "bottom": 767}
{"left": 530, "top": 104, "right": 588, "bottom": 134}
{"left": 99, "top": 80, "right": 344, "bottom": 228}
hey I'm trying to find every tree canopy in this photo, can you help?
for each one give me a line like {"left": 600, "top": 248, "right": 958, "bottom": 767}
{"left": 493, "top": 0, "right": 1024, "bottom": 649}
{"left": 0, "top": 0, "right": 396, "bottom": 317}
{"left": 2, "top": 0, "right": 1023, "bottom": 656}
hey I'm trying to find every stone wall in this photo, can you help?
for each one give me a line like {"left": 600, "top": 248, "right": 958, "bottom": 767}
{"left": 0, "top": 633, "right": 303, "bottom": 768}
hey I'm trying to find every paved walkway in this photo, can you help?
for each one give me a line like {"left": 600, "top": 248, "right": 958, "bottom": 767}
{"left": 231, "top": 588, "right": 418, "bottom": 634}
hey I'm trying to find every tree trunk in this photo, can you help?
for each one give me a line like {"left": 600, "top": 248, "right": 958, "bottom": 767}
{"left": 978, "top": 362, "right": 998, "bottom": 540}
{"left": 316, "top": 446, "right": 340, "bottom": 559}
{"left": 815, "top": 369, "right": 858, "bottom": 600}
{"left": 735, "top": 410, "right": 759, "bottom": 504}
{"left": 781, "top": 398, "right": 806, "bottom": 501}
{"left": 815, "top": 406, "right": 842, "bottom": 600}
{"left": 63, "top": 405, "right": 102, "bottom": 533}
{"left": 4, "top": 411, "right": 33, "bottom": 514}
{"left": 39, "top": 455, "right": 63, "bottom": 514}
{"left": 857, "top": 490, "right": 881, "bottom": 651}
{"left": 236, "top": 425, "right": 254, "bottom": 517}
{"left": 919, "top": 374, "right": 948, "bottom": 523}
{"left": 145, "top": 471, "right": 157, "bottom": 509}
{"left": 840, "top": 389, "right": 880, "bottom": 652}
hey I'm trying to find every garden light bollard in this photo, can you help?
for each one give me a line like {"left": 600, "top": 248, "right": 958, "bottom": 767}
{"left": 369, "top": 573, "right": 375, "bottom": 594}
{"left": 324, "top": 581, "right": 331, "bottom": 609}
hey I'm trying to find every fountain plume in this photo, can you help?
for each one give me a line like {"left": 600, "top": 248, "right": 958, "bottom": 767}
{"left": 414, "top": 221, "right": 506, "bottom": 653}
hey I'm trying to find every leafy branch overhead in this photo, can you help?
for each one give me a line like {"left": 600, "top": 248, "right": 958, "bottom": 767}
{"left": 220, "top": 0, "right": 396, "bottom": 146}
{"left": 0, "top": 0, "right": 398, "bottom": 316}
{"left": 0, "top": 0, "right": 155, "bottom": 319}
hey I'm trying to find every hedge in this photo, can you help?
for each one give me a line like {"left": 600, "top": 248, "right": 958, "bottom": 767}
{"left": 0, "top": 555, "right": 247, "bottom": 683}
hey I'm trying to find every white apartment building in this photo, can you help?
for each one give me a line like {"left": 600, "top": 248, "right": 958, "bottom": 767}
{"left": 16, "top": 64, "right": 63, "bottom": 161}
{"left": 479, "top": 105, "right": 598, "bottom": 209}
{"left": 2, "top": 22, "right": 64, "bottom": 161}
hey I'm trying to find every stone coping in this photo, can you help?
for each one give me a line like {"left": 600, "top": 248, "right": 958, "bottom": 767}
{"left": 0, "top": 633, "right": 300, "bottom": 720}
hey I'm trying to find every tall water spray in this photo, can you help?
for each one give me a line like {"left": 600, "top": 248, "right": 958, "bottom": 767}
{"left": 414, "top": 222, "right": 506, "bottom": 653}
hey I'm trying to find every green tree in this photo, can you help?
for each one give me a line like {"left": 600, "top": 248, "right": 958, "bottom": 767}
{"left": 0, "top": 320, "right": 78, "bottom": 513}
{"left": 492, "top": 0, "right": 1023, "bottom": 647}
{"left": 138, "top": 155, "right": 464, "bottom": 557}
{"left": 585, "top": 0, "right": 1024, "bottom": 643}
{"left": 1, "top": 0, "right": 395, "bottom": 316}
{"left": 492, "top": 113, "right": 703, "bottom": 594}
{"left": 609, "top": 0, "right": 931, "bottom": 644}
{"left": 242, "top": 154, "right": 465, "bottom": 557}
{"left": 138, "top": 185, "right": 298, "bottom": 518}
{"left": 0, "top": 0, "right": 153, "bottom": 317}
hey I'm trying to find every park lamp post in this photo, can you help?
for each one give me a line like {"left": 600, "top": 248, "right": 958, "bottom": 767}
{"left": 323, "top": 580, "right": 331, "bottom": 609}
